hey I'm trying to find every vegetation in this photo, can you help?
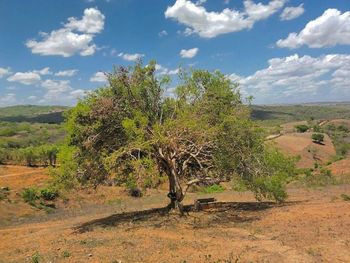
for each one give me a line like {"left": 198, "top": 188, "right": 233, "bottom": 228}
{"left": 0, "top": 121, "right": 64, "bottom": 166}
{"left": 252, "top": 104, "right": 350, "bottom": 125}
{"left": 311, "top": 133, "right": 325, "bottom": 144}
{"left": 53, "top": 61, "right": 296, "bottom": 212}
{"left": 295, "top": 124, "right": 309, "bottom": 133}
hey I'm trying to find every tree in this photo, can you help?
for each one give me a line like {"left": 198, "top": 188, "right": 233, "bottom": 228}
{"left": 312, "top": 133, "right": 324, "bottom": 144}
{"left": 295, "top": 124, "right": 308, "bottom": 133}
{"left": 57, "top": 61, "right": 295, "bottom": 212}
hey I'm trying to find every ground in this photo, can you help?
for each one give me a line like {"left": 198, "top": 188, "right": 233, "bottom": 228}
{"left": 1, "top": 166, "right": 350, "bottom": 262}
{"left": 270, "top": 132, "right": 336, "bottom": 168}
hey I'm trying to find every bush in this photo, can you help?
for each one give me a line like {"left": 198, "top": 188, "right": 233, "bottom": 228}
{"left": 312, "top": 133, "right": 324, "bottom": 144}
{"left": 40, "top": 188, "right": 58, "bottom": 201}
{"left": 22, "top": 188, "right": 39, "bottom": 204}
{"left": 201, "top": 184, "right": 225, "bottom": 194}
{"left": 295, "top": 124, "right": 309, "bottom": 133}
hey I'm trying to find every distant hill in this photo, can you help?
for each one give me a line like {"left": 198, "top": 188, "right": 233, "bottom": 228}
{"left": 0, "top": 105, "right": 68, "bottom": 124}
{"left": 251, "top": 103, "right": 350, "bottom": 124}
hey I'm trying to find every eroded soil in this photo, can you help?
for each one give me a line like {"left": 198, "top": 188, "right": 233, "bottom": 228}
{"left": 1, "top": 167, "right": 350, "bottom": 262}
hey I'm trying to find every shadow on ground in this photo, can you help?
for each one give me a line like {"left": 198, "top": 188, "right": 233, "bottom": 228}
{"left": 73, "top": 201, "right": 297, "bottom": 234}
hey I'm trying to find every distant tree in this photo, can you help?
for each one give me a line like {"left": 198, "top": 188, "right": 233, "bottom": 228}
{"left": 312, "top": 133, "right": 325, "bottom": 144}
{"left": 56, "top": 61, "right": 296, "bottom": 213}
{"left": 295, "top": 124, "right": 309, "bottom": 133}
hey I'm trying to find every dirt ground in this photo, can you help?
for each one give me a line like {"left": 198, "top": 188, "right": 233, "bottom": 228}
{"left": 1, "top": 166, "right": 350, "bottom": 262}
{"left": 271, "top": 132, "right": 336, "bottom": 168}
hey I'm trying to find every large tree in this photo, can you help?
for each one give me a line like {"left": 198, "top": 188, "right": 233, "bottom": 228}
{"left": 58, "top": 61, "right": 295, "bottom": 212}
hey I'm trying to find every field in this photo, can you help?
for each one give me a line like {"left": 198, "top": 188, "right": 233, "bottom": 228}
{"left": 0, "top": 167, "right": 350, "bottom": 262}
{"left": 0, "top": 104, "right": 350, "bottom": 262}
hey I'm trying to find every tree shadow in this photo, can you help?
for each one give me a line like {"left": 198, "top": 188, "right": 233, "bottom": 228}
{"left": 73, "top": 201, "right": 299, "bottom": 234}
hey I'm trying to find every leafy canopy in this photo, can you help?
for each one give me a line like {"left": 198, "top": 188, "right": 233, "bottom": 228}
{"left": 56, "top": 61, "right": 295, "bottom": 203}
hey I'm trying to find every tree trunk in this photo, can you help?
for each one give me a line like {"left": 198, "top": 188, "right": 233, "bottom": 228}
{"left": 167, "top": 166, "right": 185, "bottom": 214}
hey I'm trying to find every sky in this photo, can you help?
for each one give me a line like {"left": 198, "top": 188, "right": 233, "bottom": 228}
{"left": 0, "top": 0, "right": 350, "bottom": 106}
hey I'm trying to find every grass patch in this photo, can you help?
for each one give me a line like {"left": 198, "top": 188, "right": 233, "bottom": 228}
{"left": 200, "top": 184, "right": 225, "bottom": 194}
{"left": 341, "top": 194, "right": 350, "bottom": 201}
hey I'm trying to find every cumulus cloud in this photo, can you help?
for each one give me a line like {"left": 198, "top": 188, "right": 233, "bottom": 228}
{"left": 180, "top": 47, "right": 199, "bottom": 58}
{"left": 280, "top": 4, "right": 304, "bottom": 21}
{"left": 55, "top": 69, "right": 79, "bottom": 77}
{"left": 118, "top": 52, "right": 145, "bottom": 62}
{"left": 26, "top": 8, "right": 105, "bottom": 57}
{"left": 277, "top": 9, "right": 350, "bottom": 48}
{"left": 90, "top": 72, "right": 107, "bottom": 82}
{"left": 33, "top": 67, "right": 52, "bottom": 75}
{"left": 155, "top": 64, "right": 179, "bottom": 75}
{"left": 165, "top": 0, "right": 286, "bottom": 38}
{"left": 40, "top": 79, "right": 87, "bottom": 104}
{"left": 7, "top": 72, "right": 41, "bottom": 85}
{"left": 230, "top": 54, "right": 350, "bottom": 103}
{"left": 0, "top": 67, "right": 12, "bottom": 78}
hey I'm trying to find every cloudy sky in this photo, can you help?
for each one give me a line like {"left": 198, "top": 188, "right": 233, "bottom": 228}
{"left": 1, "top": 0, "right": 350, "bottom": 106}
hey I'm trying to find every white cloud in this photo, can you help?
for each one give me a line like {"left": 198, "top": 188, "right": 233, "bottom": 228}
{"left": 7, "top": 72, "right": 41, "bottom": 85}
{"left": 0, "top": 93, "right": 16, "bottom": 107}
{"left": 40, "top": 79, "right": 87, "bottom": 104}
{"left": 28, "top": 95, "right": 37, "bottom": 100}
{"left": 277, "top": 9, "right": 350, "bottom": 48}
{"left": 158, "top": 30, "right": 168, "bottom": 37}
{"left": 165, "top": 0, "right": 286, "bottom": 38}
{"left": 244, "top": 0, "right": 285, "bottom": 21}
{"left": 70, "top": 89, "right": 86, "bottom": 99}
{"left": 0, "top": 67, "right": 12, "bottom": 78}
{"left": 280, "top": 4, "right": 304, "bottom": 21}
{"left": 155, "top": 64, "right": 179, "bottom": 75}
{"left": 26, "top": 8, "right": 104, "bottom": 57}
{"left": 90, "top": 72, "right": 107, "bottom": 82}
{"left": 65, "top": 8, "right": 105, "bottom": 34}
{"left": 118, "top": 52, "right": 145, "bottom": 62}
{"left": 55, "top": 69, "right": 79, "bottom": 77}
{"left": 230, "top": 54, "right": 350, "bottom": 103}
{"left": 180, "top": 47, "right": 199, "bottom": 58}
{"left": 33, "top": 67, "right": 52, "bottom": 75}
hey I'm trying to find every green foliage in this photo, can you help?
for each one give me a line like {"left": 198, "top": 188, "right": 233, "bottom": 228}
{"left": 31, "top": 251, "right": 41, "bottom": 263}
{"left": 298, "top": 168, "right": 339, "bottom": 188}
{"left": 311, "top": 133, "right": 324, "bottom": 143}
{"left": 62, "top": 251, "right": 71, "bottom": 258}
{"left": 49, "top": 145, "right": 78, "bottom": 190}
{"left": 21, "top": 188, "right": 39, "bottom": 204}
{"left": 341, "top": 194, "right": 350, "bottom": 201}
{"left": 295, "top": 124, "right": 309, "bottom": 133}
{"left": 200, "top": 184, "right": 225, "bottom": 194}
{"left": 0, "top": 121, "right": 64, "bottom": 166}
{"left": 40, "top": 188, "right": 58, "bottom": 201}
{"left": 59, "top": 61, "right": 296, "bottom": 204}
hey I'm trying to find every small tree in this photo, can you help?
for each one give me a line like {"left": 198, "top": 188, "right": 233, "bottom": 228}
{"left": 312, "top": 133, "right": 324, "bottom": 144}
{"left": 295, "top": 124, "right": 308, "bottom": 133}
{"left": 56, "top": 61, "right": 296, "bottom": 213}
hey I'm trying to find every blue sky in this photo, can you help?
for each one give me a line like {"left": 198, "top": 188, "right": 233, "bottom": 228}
{"left": 0, "top": 0, "right": 350, "bottom": 106}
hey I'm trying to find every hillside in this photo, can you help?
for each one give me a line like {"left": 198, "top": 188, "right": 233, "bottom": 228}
{"left": 252, "top": 103, "right": 350, "bottom": 125}
{"left": 0, "top": 105, "right": 68, "bottom": 124}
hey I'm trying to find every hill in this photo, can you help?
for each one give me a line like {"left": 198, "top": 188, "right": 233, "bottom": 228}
{"left": 0, "top": 105, "right": 68, "bottom": 124}
{"left": 251, "top": 103, "right": 350, "bottom": 126}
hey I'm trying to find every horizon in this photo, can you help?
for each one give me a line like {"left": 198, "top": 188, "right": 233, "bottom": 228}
{"left": 1, "top": 0, "right": 350, "bottom": 106}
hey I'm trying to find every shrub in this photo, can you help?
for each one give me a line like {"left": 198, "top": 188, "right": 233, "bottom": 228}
{"left": 22, "top": 188, "right": 39, "bottom": 204}
{"left": 312, "top": 133, "right": 324, "bottom": 144}
{"left": 341, "top": 194, "right": 350, "bottom": 201}
{"left": 295, "top": 124, "right": 309, "bottom": 133}
{"left": 40, "top": 188, "right": 58, "bottom": 201}
{"left": 62, "top": 251, "right": 71, "bottom": 258}
{"left": 31, "top": 251, "right": 41, "bottom": 263}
